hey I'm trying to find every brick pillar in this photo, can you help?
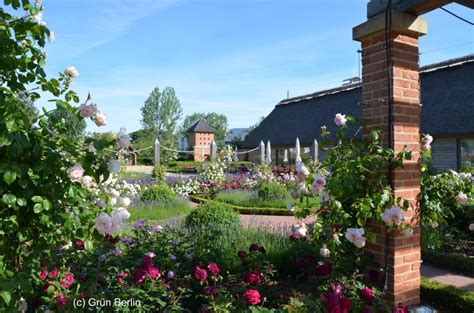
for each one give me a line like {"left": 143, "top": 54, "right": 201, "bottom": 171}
{"left": 353, "top": 11, "right": 427, "bottom": 307}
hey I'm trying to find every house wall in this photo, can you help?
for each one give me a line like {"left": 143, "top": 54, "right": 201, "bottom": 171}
{"left": 431, "top": 137, "right": 457, "bottom": 172}
{"left": 188, "top": 132, "right": 214, "bottom": 161}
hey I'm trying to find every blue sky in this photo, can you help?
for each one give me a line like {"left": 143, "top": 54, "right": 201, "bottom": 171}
{"left": 30, "top": 0, "right": 474, "bottom": 133}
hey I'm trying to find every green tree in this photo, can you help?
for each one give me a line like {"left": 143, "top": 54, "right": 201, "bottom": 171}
{"left": 182, "top": 112, "right": 229, "bottom": 142}
{"left": 140, "top": 87, "right": 183, "bottom": 162}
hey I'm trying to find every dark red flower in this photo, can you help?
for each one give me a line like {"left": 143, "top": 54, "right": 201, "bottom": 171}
{"left": 104, "top": 234, "right": 119, "bottom": 244}
{"left": 360, "top": 286, "right": 374, "bottom": 305}
{"left": 54, "top": 294, "right": 68, "bottom": 309}
{"left": 207, "top": 263, "right": 220, "bottom": 276}
{"left": 203, "top": 285, "right": 218, "bottom": 296}
{"left": 132, "top": 268, "right": 147, "bottom": 285}
{"left": 238, "top": 250, "right": 247, "bottom": 259}
{"left": 193, "top": 266, "right": 208, "bottom": 282}
{"left": 296, "top": 255, "right": 314, "bottom": 272}
{"left": 244, "top": 289, "right": 261, "bottom": 305}
{"left": 266, "top": 265, "right": 273, "bottom": 272}
{"left": 79, "top": 275, "right": 88, "bottom": 282}
{"left": 39, "top": 270, "right": 48, "bottom": 280}
{"left": 249, "top": 243, "right": 260, "bottom": 252}
{"left": 392, "top": 304, "right": 408, "bottom": 313}
{"left": 244, "top": 270, "right": 261, "bottom": 285}
{"left": 259, "top": 246, "right": 266, "bottom": 254}
{"left": 340, "top": 296, "right": 351, "bottom": 313}
{"left": 149, "top": 266, "right": 161, "bottom": 279}
{"left": 314, "top": 262, "right": 333, "bottom": 276}
{"left": 75, "top": 240, "right": 85, "bottom": 250}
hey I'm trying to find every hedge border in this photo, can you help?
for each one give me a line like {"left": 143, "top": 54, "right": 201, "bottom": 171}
{"left": 421, "top": 277, "right": 474, "bottom": 313}
{"left": 190, "top": 195, "right": 295, "bottom": 216}
{"left": 422, "top": 250, "right": 474, "bottom": 277}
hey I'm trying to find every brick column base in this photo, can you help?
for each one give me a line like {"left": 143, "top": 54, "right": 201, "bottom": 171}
{"left": 353, "top": 11, "right": 427, "bottom": 307}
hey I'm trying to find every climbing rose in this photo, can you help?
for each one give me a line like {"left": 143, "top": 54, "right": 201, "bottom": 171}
{"left": 334, "top": 113, "right": 347, "bottom": 126}
{"left": 207, "top": 263, "right": 220, "bottom": 276}
{"left": 39, "top": 270, "right": 48, "bottom": 280}
{"left": 193, "top": 266, "right": 208, "bottom": 282}
{"left": 455, "top": 192, "right": 468, "bottom": 205}
{"left": 320, "top": 244, "right": 330, "bottom": 258}
{"left": 244, "top": 289, "right": 261, "bottom": 305}
{"left": 79, "top": 103, "right": 97, "bottom": 118}
{"left": 54, "top": 294, "right": 68, "bottom": 309}
{"left": 381, "top": 206, "right": 407, "bottom": 226}
{"left": 94, "top": 112, "right": 107, "bottom": 126}
{"left": 422, "top": 134, "right": 433, "bottom": 144}
{"left": 67, "top": 164, "right": 84, "bottom": 182}
{"left": 111, "top": 207, "right": 131, "bottom": 232}
{"left": 81, "top": 175, "right": 93, "bottom": 187}
{"left": 64, "top": 66, "right": 79, "bottom": 78}
{"left": 75, "top": 240, "right": 85, "bottom": 250}
{"left": 345, "top": 228, "right": 366, "bottom": 248}
{"left": 95, "top": 213, "right": 113, "bottom": 235}
{"left": 360, "top": 286, "right": 374, "bottom": 305}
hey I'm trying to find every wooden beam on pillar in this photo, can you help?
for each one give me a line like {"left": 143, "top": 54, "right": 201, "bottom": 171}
{"left": 367, "top": 0, "right": 455, "bottom": 18}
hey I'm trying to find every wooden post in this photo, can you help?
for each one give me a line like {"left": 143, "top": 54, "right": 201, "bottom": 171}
{"left": 259, "top": 140, "right": 265, "bottom": 165}
{"left": 310, "top": 139, "right": 319, "bottom": 163}
{"left": 154, "top": 138, "right": 160, "bottom": 166}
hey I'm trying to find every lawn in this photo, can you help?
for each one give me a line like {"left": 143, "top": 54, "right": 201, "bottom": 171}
{"left": 119, "top": 171, "right": 152, "bottom": 180}
{"left": 128, "top": 198, "right": 194, "bottom": 222}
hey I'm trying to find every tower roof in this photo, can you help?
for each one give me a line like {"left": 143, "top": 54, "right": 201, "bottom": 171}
{"left": 186, "top": 119, "right": 216, "bottom": 133}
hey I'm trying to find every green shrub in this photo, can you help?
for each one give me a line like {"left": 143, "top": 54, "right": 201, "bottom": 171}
{"left": 422, "top": 250, "right": 474, "bottom": 276}
{"left": 257, "top": 182, "right": 288, "bottom": 200}
{"left": 152, "top": 164, "right": 166, "bottom": 183}
{"left": 185, "top": 202, "right": 242, "bottom": 232}
{"left": 141, "top": 185, "right": 176, "bottom": 201}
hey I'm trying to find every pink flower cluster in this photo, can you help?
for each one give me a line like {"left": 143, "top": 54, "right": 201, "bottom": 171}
{"left": 39, "top": 266, "right": 75, "bottom": 309}
{"left": 132, "top": 253, "right": 161, "bottom": 285}
{"left": 320, "top": 284, "right": 351, "bottom": 313}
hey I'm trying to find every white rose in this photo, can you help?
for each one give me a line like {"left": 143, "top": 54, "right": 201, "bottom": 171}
{"left": 381, "top": 206, "right": 407, "bottom": 226}
{"left": 455, "top": 192, "right": 468, "bottom": 205}
{"left": 108, "top": 159, "right": 120, "bottom": 174}
{"left": 119, "top": 197, "right": 131, "bottom": 208}
{"left": 94, "top": 112, "right": 107, "bottom": 126}
{"left": 67, "top": 163, "right": 84, "bottom": 182}
{"left": 320, "top": 244, "right": 330, "bottom": 258}
{"left": 293, "top": 223, "right": 307, "bottom": 237}
{"left": 334, "top": 113, "right": 347, "bottom": 126}
{"left": 420, "top": 143, "right": 431, "bottom": 152}
{"left": 110, "top": 189, "right": 120, "bottom": 198}
{"left": 423, "top": 134, "right": 433, "bottom": 145}
{"left": 95, "top": 213, "right": 113, "bottom": 235}
{"left": 64, "top": 66, "right": 79, "bottom": 78}
{"left": 81, "top": 175, "right": 93, "bottom": 187}
{"left": 345, "top": 227, "right": 366, "bottom": 248}
{"left": 111, "top": 208, "right": 130, "bottom": 232}
{"left": 109, "top": 197, "right": 117, "bottom": 206}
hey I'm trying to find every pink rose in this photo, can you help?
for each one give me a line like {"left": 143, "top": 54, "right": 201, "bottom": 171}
{"left": 39, "top": 271, "right": 48, "bottom": 280}
{"left": 207, "top": 262, "right": 220, "bottom": 276}
{"left": 244, "top": 270, "right": 261, "bottom": 285}
{"left": 193, "top": 266, "right": 208, "bottom": 282}
{"left": 455, "top": 192, "right": 468, "bottom": 205}
{"left": 79, "top": 103, "right": 97, "bottom": 118}
{"left": 381, "top": 206, "right": 407, "bottom": 226}
{"left": 50, "top": 268, "right": 59, "bottom": 278}
{"left": 244, "top": 289, "right": 261, "bottom": 305}
{"left": 334, "top": 113, "right": 347, "bottom": 126}
{"left": 64, "top": 66, "right": 79, "bottom": 78}
{"left": 149, "top": 266, "right": 161, "bottom": 279}
{"left": 360, "top": 286, "right": 374, "bottom": 305}
{"left": 344, "top": 227, "right": 366, "bottom": 248}
{"left": 67, "top": 163, "right": 84, "bottom": 182}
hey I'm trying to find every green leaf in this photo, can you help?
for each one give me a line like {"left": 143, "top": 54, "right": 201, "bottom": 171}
{"left": 47, "top": 285, "right": 55, "bottom": 295}
{"left": 42, "top": 199, "right": 51, "bottom": 210}
{"left": 0, "top": 291, "right": 11, "bottom": 305}
{"left": 33, "top": 203, "right": 43, "bottom": 213}
{"left": 31, "top": 196, "right": 43, "bottom": 202}
{"left": 84, "top": 240, "right": 93, "bottom": 252}
{"left": 16, "top": 198, "right": 26, "bottom": 206}
{"left": 3, "top": 171, "right": 16, "bottom": 185}
{"left": 2, "top": 194, "right": 17, "bottom": 206}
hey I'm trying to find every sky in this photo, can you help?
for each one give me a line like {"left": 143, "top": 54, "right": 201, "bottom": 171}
{"left": 15, "top": 0, "right": 474, "bottom": 133}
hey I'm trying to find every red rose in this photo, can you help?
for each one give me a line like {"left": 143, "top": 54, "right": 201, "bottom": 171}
{"left": 132, "top": 268, "right": 147, "bottom": 285}
{"left": 54, "top": 294, "right": 68, "bottom": 309}
{"left": 314, "top": 262, "right": 333, "bottom": 276}
{"left": 193, "top": 266, "right": 208, "bottom": 282}
{"left": 340, "top": 296, "right": 351, "bottom": 313}
{"left": 249, "top": 243, "right": 260, "bottom": 252}
{"left": 149, "top": 266, "right": 161, "bottom": 279}
{"left": 238, "top": 250, "right": 247, "bottom": 259}
{"left": 244, "top": 270, "right": 261, "bottom": 285}
{"left": 360, "top": 286, "right": 374, "bottom": 305}
{"left": 244, "top": 289, "right": 261, "bottom": 305}
{"left": 392, "top": 305, "right": 408, "bottom": 313}
{"left": 50, "top": 268, "right": 59, "bottom": 279}
{"left": 39, "top": 271, "right": 48, "bottom": 280}
{"left": 75, "top": 240, "right": 85, "bottom": 250}
{"left": 207, "top": 263, "right": 220, "bottom": 276}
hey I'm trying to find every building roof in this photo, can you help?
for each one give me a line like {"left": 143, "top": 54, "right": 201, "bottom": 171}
{"left": 225, "top": 128, "right": 250, "bottom": 142}
{"left": 187, "top": 119, "right": 216, "bottom": 133}
{"left": 244, "top": 54, "right": 474, "bottom": 148}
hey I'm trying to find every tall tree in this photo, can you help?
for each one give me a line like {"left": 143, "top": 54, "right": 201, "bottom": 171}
{"left": 140, "top": 87, "right": 183, "bottom": 161}
{"left": 182, "top": 112, "right": 229, "bottom": 142}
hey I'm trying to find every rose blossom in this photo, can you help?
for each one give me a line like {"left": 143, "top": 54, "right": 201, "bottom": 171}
{"left": 39, "top": 270, "right": 48, "bottom": 280}
{"left": 292, "top": 223, "right": 307, "bottom": 237}
{"left": 111, "top": 208, "right": 131, "bottom": 232}
{"left": 403, "top": 228, "right": 414, "bottom": 237}
{"left": 95, "top": 213, "right": 113, "bottom": 235}
{"left": 67, "top": 164, "right": 84, "bottom": 182}
{"left": 207, "top": 263, "right": 220, "bottom": 276}
{"left": 423, "top": 134, "right": 433, "bottom": 145}
{"left": 296, "top": 161, "right": 310, "bottom": 176}
{"left": 381, "top": 206, "right": 407, "bottom": 226}
{"left": 360, "top": 286, "right": 374, "bottom": 305}
{"left": 455, "top": 192, "right": 468, "bottom": 205}
{"left": 75, "top": 240, "right": 85, "bottom": 250}
{"left": 79, "top": 103, "right": 97, "bottom": 118}
{"left": 392, "top": 304, "right": 408, "bottom": 313}
{"left": 94, "top": 112, "right": 107, "bottom": 126}
{"left": 244, "top": 289, "right": 261, "bottom": 305}
{"left": 64, "top": 66, "right": 79, "bottom": 78}
{"left": 119, "top": 197, "right": 131, "bottom": 208}
{"left": 320, "top": 244, "right": 330, "bottom": 258}
{"left": 314, "top": 261, "right": 333, "bottom": 276}
{"left": 193, "top": 266, "right": 208, "bottom": 282}
{"left": 204, "top": 285, "right": 217, "bottom": 296}
{"left": 334, "top": 113, "right": 347, "bottom": 126}
{"left": 238, "top": 250, "right": 247, "bottom": 259}
{"left": 345, "top": 227, "right": 366, "bottom": 248}
{"left": 244, "top": 270, "right": 261, "bottom": 285}
{"left": 54, "top": 294, "right": 68, "bottom": 309}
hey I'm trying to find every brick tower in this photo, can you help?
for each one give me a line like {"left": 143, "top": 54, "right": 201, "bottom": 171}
{"left": 187, "top": 119, "right": 216, "bottom": 161}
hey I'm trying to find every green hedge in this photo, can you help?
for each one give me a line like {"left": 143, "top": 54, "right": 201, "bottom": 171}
{"left": 422, "top": 250, "right": 474, "bottom": 277}
{"left": 190, "top": 195, "right": 294, "bottom": 216}
{"left": 421, "top": 277, "right": 474, "bottom": 313}
{"left": 165, "top": 161, "right": 253, "bottom": 173}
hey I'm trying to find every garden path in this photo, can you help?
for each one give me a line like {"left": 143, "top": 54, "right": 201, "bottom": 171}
{"left": 240, "top": 214, "right": 474, "bottom": 292}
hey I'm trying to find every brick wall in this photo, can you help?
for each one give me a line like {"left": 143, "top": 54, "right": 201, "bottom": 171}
{"left": 188, "top": 132, "right": 214, "bottom": 161}
{"left": 355, "top": 13, "right": 426, "bottom": 307}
